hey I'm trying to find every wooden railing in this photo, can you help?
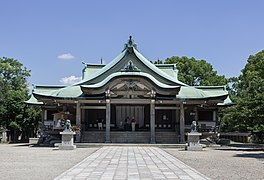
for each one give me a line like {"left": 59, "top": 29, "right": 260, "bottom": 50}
{"left": 220, "top": 132, "right": 251, "bottom": 143}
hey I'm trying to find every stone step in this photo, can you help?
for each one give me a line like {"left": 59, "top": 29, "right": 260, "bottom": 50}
{"left": 75, "top": 143, "right": 185, "bottom": 148}
{"left": 81, "top": 131, "right": 179, "bottom": 144}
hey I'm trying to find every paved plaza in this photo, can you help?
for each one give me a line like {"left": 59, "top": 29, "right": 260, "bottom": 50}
{"left": 1, "top": 143, "right": 263, "bottom": 179}
{"left": 55, "top": 147, "right": 209, "bottom": 180}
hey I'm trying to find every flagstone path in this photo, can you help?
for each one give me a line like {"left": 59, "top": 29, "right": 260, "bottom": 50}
{"left": 55, "top": 147, "right": 209, "bottom": 180}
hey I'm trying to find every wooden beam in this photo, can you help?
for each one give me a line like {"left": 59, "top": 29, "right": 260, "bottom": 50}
{"left": 81, "top": 106, "right": 106, "bottom": 109}
{"left": 155, "top": 106, "right": 180, "bottom": 110}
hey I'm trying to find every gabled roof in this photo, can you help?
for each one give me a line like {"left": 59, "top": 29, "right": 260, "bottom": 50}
{"left": 76, "top": 37, "right": 186, "bottom": 87}
{"left": 82, "top": 64, "right": 105, "bottom": 79}
{"left": 26, "top": 36, "right": 231, "bottom": 105}
{"left": 81, "top": 72, "right": 179, "bottom": 89}
{"left": 177, "top": 86, "right": 228, "bottom": 100}
{"left": 155, "top": 64, "right": 178, "bottom": 80}
{"left": 217, "top": 96, "right": 235, "bottom": 106}
{"left": 25, "top": 94, "right": 44, "bottom": 105}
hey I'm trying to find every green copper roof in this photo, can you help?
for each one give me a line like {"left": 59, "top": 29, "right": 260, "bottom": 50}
{"left": 218, "top": 96, "right": 235, "bottom": 106}
{"left": 26, "top": 36, "right": 232, "bottom": 105}
{"left": 76, "top": 50, "right": 127, "bottom": 85}
{"left": 25, "top": 94, "right": 44, "bottom": 105}
{"left": 176, "top": 86, "right": 227, "bottom": 100}
{"left": 196, "top": 86, "right": 228, "bottom": 97}
{"left": 76, "top": 37, "right": 187, "bottom": 87}
{"left": 82, "top": 64, "right": 105, "bottom": 80}
{"left": 50, "top": 85, "right": 83, "bottom": 98}
{"left": 155, "top": 64, "right": 178, "bottom": 80}
{"left": 133, "top": 49, "right": 186, "bottom": 86}
{"left": 31, "top": 85, "right": 66, "bottom": 97}
{"left": 81, "top": 72, "right": 179, "bottom": 89}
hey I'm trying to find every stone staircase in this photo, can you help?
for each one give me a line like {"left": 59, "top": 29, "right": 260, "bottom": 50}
{"left": 156, "top": 132, "right": 179, "bottom": 144}
{"left": 81, "top": 131, "right": 105, "bottom": 143}
{"left": 81, "top": 131, "right": 179, "bottom": 144}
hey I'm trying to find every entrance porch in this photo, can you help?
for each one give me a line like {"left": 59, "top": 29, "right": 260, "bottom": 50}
{"left": 80, "top": 100, "right": 181, "bottom": 144}
{"left": 83, "top": 104, "right": 178, "bottom": 132}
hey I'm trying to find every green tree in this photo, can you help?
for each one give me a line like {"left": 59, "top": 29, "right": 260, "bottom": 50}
{"left": 19, "top": 105, "right": 42, "bottom": 140}
{"left": 162, "top": 56, "right": 227, "bottom": 86}
{"left": 0, "top": 57, "right": 40, "bottom": 141}
{"left": 221, "top": 51, "right": 264, "bottom": 142}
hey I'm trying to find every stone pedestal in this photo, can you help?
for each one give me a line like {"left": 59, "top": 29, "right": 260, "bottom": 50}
{"left": 1, "top": 131, "right": 7, "bottom": 143}
{"left": 75, "top": 131, "right": 81, "bottom": 142}
{"left": 59, "top": 131, "right": 76, "bottom": 150}
{"left": 187, "top": 132, "right": 203, "bottom": 151}
{"left": 29, "top": 138, "right": 39, "bottom": 145}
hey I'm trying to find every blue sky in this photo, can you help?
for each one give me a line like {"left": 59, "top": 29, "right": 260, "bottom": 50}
{"left": 1, "top": 1, "right": 264, "bottom": 87}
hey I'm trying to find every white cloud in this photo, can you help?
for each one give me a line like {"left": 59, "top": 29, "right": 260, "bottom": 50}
{"left": 57, "top": 53, "right": 75, "bottom": 60}
{"left": 60, "top": 75, "right": 82, "bottom": 85}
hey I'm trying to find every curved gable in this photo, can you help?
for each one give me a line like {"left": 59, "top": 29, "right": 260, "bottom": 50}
{"left": 76, "top": 37, "right": 186, "bottom": 87}
{"left": 81, "top": 72, "right": 180, "bottom": 97}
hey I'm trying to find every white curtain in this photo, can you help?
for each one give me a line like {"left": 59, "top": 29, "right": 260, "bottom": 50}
{"left": 116, "top": 106, "right": 144, "bottom": 128}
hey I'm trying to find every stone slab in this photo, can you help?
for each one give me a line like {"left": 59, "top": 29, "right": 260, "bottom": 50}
{"left": 55, "top": 147, "right": 209, "bottom": 180}
{"left": 187, "top": 145, "right": 203, "bottom": 151}
{"left": 29, "top": 138, "right": 39, "bottom": 144}
{"left": 59, "top": 144, "right": 76, "bottom": 150}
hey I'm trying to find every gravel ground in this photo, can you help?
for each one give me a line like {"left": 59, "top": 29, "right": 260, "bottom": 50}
{"left": 164, "top": 146, "right": 264, "bottom": 180}
{"left": 0, "top": 143, "right": 98, "bottom": 180}
{"left": 1, "top": 143, "right": 263, "bottom": 180}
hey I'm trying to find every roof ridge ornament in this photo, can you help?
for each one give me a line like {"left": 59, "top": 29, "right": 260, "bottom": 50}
{"left": 121, "top": 60, "right": 141, "bottom": 72}
{"left": 123, "top": 36, "right": 138, "bottom": 52}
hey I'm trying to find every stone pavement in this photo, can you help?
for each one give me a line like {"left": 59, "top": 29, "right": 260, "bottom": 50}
{"left": 55, "top": 147, "right": 210, "bottom": 180}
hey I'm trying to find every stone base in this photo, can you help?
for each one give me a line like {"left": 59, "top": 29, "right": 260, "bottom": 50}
{"left": 1, "top": 132, "right": 8, "bottom": 143}
{"left": 29, "top": 138, "right": 39, "bottom": 144}
{"left": 59, "top": 131, "right": 76, "bottom": 150}
{"left": 187, "top": 145, "right": 203, "bottom": 151}
{"left": 187, "top": 132, "right": 203, "bottom": 151}
{"left": 59, "top": 144, "right": 76, "bottom": 150}
{"left": 187, "top": 132, "right": 202, "bottom": 141}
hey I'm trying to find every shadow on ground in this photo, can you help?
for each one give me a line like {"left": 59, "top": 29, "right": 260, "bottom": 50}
{"left": 233, "top": 153, "right": 264, "bottom": 159}
{"left": 216, "top": 143, "right": 264, "bottom": 151}
{"left": 227, "top": 143, "right": 264, "bottom": 148}
{"left": 6, "top": 143, "right": 53, "bottom": 148}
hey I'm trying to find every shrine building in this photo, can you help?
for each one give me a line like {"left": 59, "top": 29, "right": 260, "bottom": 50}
{"left": 26, "top": 36, "right": 232, "bottom": 144}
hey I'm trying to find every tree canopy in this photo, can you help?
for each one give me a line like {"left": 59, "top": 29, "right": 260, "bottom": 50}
{"left": 0, "top": 57, "right": 41, "bottom": 141}
{"left": 155, "top": 55, "right": 260, "bottom": 142}
{"left": 156, "top": 56, "right": 227, "bottom": 86}
{"left": 221, "top": 50, "right": 264, "bottom": 142}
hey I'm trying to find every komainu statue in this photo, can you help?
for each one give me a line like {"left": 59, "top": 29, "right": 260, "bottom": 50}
{"left": 63, "top": 119, "right": 72, "bottom": 132}
{"left": 191, "top": 121, "right": 198, "bottom": 132}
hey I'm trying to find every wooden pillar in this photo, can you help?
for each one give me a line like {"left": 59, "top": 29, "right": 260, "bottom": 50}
{"left": 194, "top": 106, "right": 198, "bottom": 121}
{"left": 180, "top": 103, "right": 185, "bottom": 143}
{"left": 175, "top": 105, "right": 180, "bottom": 142}
{"left": 150, "top": 99, "right": 156, "bottom": 144}
{"left": 43, "top": 109, "right": 47, "bottom": 120}
{"left": 76, "top": 102, "right": 81, "bottom": 142}
{"left": 42, "top": 109, "right": 47, "bottom": 135}
{"left": 81, "top": 109, "right": 85, "bottom": 129}
{"left": 213, "top": 110, "right": 217, "bottom": 121}
{"left": 76, "top": 102, "right": 81, "bottom": 126}
{"left": 105, "top": 99, "right": 111, "bottom": 143}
